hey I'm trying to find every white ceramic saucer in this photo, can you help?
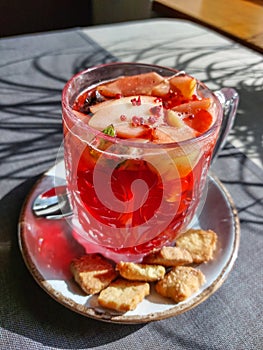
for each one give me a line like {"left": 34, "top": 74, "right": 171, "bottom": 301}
{"left": 18, "top": 161, "right": 240, "bottom": 323}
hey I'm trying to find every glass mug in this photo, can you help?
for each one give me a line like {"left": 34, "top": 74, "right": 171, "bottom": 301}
{"left": 61, "top": 62, "right": 239, "bottom": 262}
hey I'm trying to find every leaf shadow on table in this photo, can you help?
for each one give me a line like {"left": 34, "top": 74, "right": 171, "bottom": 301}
{"left": 101, "top": 34, "right": 263, "bottom": 168}
{"left": 0, "top": 42, "right": 118, "bottom": 198}
{"left": 0, "top": 178, "right": 145, "bottom": 349}
{"left": 1, "top": 156, "right": 262, "bottom": 350}
{"left": 215, "top": 143, "right": 263, "bottom": 228}
{"left": 0, "top": 38, "right": 145, "bottom": 348}
{"left": 1, "top": 31, "right": 263, "bottom": 348}
{"left": 229, "top": 85, "right": 263, "bottom": 167}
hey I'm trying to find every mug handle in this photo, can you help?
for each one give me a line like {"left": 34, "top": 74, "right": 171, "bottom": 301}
{"left": 212, "top": 88, "right": 239, "bottom": 161}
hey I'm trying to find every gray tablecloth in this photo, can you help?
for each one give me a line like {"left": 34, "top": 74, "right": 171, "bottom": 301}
{"left": 1, "top": 21, "right": 263, "bottom": 350}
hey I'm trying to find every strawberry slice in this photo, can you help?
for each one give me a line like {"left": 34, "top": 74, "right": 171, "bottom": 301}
{"left": 97, "top": 72, "right": 164, "bottom": 97}
{"left": 183, "top": 109, "right": 213, "bottom": 134}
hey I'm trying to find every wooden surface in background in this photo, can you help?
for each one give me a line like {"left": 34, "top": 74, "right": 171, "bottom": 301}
{"left": 153, "top": 0, "right": 263, "bottom": 53}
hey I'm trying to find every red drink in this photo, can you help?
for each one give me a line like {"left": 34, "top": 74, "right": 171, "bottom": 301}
{"left": 62, "top": 63, "right": 222, "bottom": 261}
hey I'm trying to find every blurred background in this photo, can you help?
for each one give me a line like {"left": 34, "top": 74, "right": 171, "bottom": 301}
{"left": 1, "top": 0, "right": 263, "bottom": 54}
{"left": 0, "top": 0, "right": 153, "bottom": 37}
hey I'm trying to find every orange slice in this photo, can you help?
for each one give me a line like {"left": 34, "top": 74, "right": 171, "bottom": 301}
{"left": 169, "top": 75, "right": 196, "bottom": 99}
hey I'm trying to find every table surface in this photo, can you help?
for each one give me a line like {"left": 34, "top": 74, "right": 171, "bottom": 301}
{"left": 1, "top": 18, "right": 263, "bottom": 350}
{"left": 153, "top": 0, "right": 263, "bottom": 54}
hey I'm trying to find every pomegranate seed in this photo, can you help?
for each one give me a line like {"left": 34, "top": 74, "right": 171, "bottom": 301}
{"left": 148, "top": 116, "right": 156, "bottom": 124}
{"left": 131, "top": 96, "right": 142, "bottom": 106}
{"left": 150, "top": 105, "right": 162, "bottom": 117}
{"left": 120, "top": 114, "right": 127, "bottom": 121}
{"left": 132, "top": 116, "right": 144, "bottom": 126}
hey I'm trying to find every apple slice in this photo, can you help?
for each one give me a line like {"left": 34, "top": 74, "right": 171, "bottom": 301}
{"left": 165, "top": 110, "right": 185, "bottom": 128}
{"left": 97, "top": 72, "right": 164, "bottom": 97}
{"left": 170, "top": 149, "right": 200, "bottom": 178}
{"left": 72, "top": 109, "right": 89, "bottom": 121}
{"left": 145, "top": 120, "right": 199, "bottom": 178}
{"left": 64, "top": 109, "right": 90, "bottom": 130}
{"left": 116, "top": 124, "right": 151, "bottom": 139}
{"left": 144, "top": 145, "right": 201, "bottom": 182}
{"left": 88, "top": 95, "right": 164, "bottom": 139}
{"left": 89, "top": 99, "right": 120, "bottom": 114}
{"left": 152, "top": 125, "right": 196, "bottom": 144}
{"left": 169, "top": 75, "right": 196, "bottom": 99}
{"left": 151, "top": 80, "right": 170, "bottom": 97}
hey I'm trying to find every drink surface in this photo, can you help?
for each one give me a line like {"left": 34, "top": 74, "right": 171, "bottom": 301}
{"left": 73, "top": 72, "right": 214, "bottom": 143}
{"left": 63, "top": 71, "right": 218, "bottom": 261}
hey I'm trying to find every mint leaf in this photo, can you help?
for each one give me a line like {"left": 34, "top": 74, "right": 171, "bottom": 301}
{"left": 102, "top": 124, "right": 116, "bottom": 137}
